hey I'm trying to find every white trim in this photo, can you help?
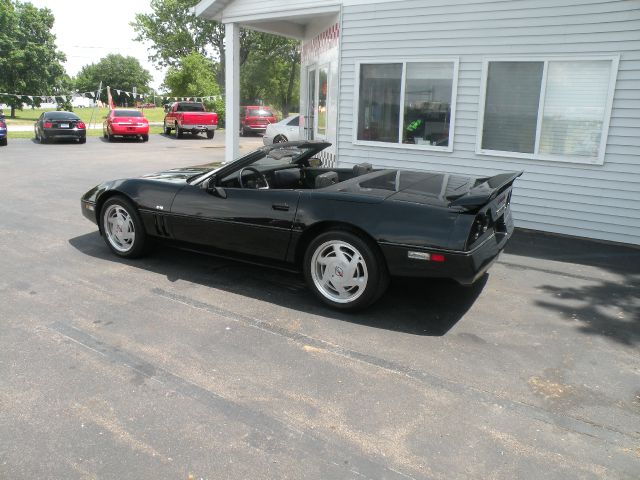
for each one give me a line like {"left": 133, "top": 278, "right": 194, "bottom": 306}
{"left": 533, "top": 61, "right": 548, "bottom": 155}
{"left": 352, "top": 57, "right": 459, "bottom": 153}
{"left": 476, "top": 54, "right": 620, "bottom": 166}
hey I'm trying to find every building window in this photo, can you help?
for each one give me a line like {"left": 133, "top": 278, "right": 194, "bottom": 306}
{"left": 478, "top": 57, "right": 618, "bottom": 164}
{"left": 355, "top": 60, "right": 458, "bottom": 150}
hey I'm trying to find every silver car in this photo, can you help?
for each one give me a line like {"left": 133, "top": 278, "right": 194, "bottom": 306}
{"left": 262, "top": 114, "right": 301, "bottom": 145}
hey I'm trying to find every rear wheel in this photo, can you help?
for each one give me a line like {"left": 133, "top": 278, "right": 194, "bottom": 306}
{"left": 174, "top": 122, "right": 182, "bottom": 139}
{"left": 100, "top": 196, "right": 148, "bottom": 258}
{"left": 79, "top": 137, "right": 86, "bottom": 144}
{"left": 0, "top": 137, "right": 7, "bottom": 146}
{"left": 304, "top": 230, "right": 389, "bottom": 311}
{"left": 206, "top": 130, "right": 214, "bottom": 139}
{"left": 142, "top": 134, "right": 149, "bottom": 142}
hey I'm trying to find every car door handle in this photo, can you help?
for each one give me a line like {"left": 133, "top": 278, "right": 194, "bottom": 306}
{"left": 272, "top": 203, "right": 289, "bottom": 211}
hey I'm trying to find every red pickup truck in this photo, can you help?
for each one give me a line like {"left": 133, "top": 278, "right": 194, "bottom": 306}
{"left": 163, "top": 102, "right": 218, "bottom": 139}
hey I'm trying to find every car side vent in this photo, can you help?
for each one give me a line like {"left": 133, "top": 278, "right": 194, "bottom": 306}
{"left": 153, "top": 214, "right": 171, "bottom": 237}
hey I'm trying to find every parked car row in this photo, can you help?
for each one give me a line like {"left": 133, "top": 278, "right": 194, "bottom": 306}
{"left": 2, "top": 103, "right": 299, "bottom": 147}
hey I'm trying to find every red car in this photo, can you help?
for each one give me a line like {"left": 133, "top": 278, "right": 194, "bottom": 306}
{"left": 103, "top": 109, "right": 149, "bottom": 142}
{"left": 240, "top": 105, "right": 276, "bottom": 136}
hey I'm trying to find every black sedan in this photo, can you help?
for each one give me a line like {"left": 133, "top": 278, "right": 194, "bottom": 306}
{"left": 35, "top": 111, "right": 86, "bottom": 144}
{"left": 81, "top": 141, "right": 521, "bottom": 310}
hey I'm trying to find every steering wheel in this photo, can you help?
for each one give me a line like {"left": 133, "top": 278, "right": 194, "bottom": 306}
{"left": 238, "top": 166, "right": 269, "bottom": 189}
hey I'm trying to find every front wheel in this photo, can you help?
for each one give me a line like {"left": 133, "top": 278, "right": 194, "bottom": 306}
{"left": 100, "top": 196, "right": 148, "bottom": 258}
{"left": 304, "top": 230, "right": 389, "bottom": 311}
{"left": 164, "top": 121, "right": 171, "bottom": 135}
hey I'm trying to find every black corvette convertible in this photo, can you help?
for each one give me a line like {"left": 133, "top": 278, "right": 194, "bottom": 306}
{"left": 81, "top": 141, "right": 521, "bottom": 310}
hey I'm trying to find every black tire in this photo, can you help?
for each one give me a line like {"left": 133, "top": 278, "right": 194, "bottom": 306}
{"left": 273, "top": 135, "right": 288, "bottom": 144}
{"left": 99, "top": 196, "right": 149, "bottom": 259}
{"left": 206, "top": 130, "right": 214, "bottom": 139}
{"left": 0, "top": 137, "right": 7, "bottom": 146}
{"left": 79, "top": 137, "right": 86, "bottom": 144}
{"left": 142, "top": 134, "right": 149, "bottom": 142}
{"left": 174, "top": 123, "right": 182, "bottom": 139}
{"left": 40, "top": 134, "right": 48, "bottom": 144}
{"left": 303, "top": 230, "right": 389, "bottom": 311}
{"left": 164, "top": 122, "right": 171, "bottom": 135}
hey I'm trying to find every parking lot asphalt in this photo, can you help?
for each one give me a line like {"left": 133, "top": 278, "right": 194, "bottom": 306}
{"left": 1, "top": 135, "right": 639, "bottom": 479}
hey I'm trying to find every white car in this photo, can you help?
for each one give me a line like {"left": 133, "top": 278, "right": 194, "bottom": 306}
{"left": 262, "top": 115, "right": 301, "bottom": 145}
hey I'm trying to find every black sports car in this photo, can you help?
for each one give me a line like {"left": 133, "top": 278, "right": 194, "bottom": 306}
{"left": 81, "top": 141, "right": 521, "bottom": 310}
{"left": 35, "top": 111, "right": 87, "bottom": 144}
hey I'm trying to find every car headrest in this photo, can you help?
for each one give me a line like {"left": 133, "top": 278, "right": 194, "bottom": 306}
{"left": 315, "top": 171, "right": 339, "bottom": 189}
{"left": 352, "top": 162, "right": 373, "bottom": 177}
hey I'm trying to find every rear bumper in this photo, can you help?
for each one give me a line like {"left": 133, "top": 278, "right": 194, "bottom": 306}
{"left": 0, "top": 129, "right": 6, "bottom": 139}
{"left": 243, "top": 125, "right": 267, "bottom": 133}
{"left": 381, "top": 212, "right": 514, "bottom": 284}
{"left": 110, "top": 124, "right": 149, "bottom": 135}
{"left": 44, "top": 128, "right": 86, "bottom": 139}
{"left": 180, "top": 124, "right": 217, "bottom": 132}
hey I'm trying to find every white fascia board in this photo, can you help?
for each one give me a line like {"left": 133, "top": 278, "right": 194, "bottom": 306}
{"left": 194, "top": 0, "right": 231, "bottom": 20}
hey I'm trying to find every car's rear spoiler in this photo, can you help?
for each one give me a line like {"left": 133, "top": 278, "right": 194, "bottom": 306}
{"left": 447, "top": 171, "right": 523, "bottom": 209}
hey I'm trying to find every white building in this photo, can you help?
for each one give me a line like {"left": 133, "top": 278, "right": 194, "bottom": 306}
{"left": 195, "top": 0, "right": 640, "bottom": 246}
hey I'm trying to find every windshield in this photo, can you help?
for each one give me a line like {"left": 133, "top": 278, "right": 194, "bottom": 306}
{"left": 45, "top": 112, "right": 79, "bottom": 120}
{"left": 177, "top": 102, "right": 205, "bottom": 112}
{"left": 114, "top": 110, "right": 142, "bottom": 117}
{"left": 188, "top": 145, "right": 319, "bottom": 185}
{"left": 249, "top": 108, "right": 273, "bottom": 117}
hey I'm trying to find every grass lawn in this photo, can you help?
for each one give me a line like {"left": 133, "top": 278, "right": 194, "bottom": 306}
{"left": 4, "top": 107, "right": 167, "bottom": 126}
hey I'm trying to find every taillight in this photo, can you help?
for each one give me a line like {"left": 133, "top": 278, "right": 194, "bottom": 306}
{"left": 43, "top": 121, "right": 52, "bottom": 128}
{"left": 468, "top": 213, "right": 493, "bottom": 246}
{"left": 0, "top": 120, "right": 5, "bottom": 128}
{"left": 77, "top": 122, "right": 86, "bottom": 129}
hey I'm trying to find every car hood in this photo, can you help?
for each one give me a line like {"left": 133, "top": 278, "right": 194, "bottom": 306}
{"left": 141, "top": 166, "right": 213, "bottom": 183}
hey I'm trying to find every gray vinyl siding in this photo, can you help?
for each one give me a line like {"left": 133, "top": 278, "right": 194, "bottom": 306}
{"left": 338, "top": 0, "right": 640, "bottom": 245}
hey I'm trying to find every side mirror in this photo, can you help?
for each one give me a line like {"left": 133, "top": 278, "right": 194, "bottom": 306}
{"left": 201, "top": 177, "right": 226, "bottom": 198}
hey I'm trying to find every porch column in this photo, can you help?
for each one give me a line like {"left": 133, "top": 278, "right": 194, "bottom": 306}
{"left": 224, "top": 22, "right": 240, "bottom": 163}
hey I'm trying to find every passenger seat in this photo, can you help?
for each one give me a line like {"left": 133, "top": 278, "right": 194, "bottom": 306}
{"left": 352, "top": 162, "right": 373, "bottom": 177}
{"left": 315, "top": 171, "right": 339, "bottom": 188}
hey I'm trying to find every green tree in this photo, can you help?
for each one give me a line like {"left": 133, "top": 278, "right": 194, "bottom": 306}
{"left": 241, "top": 39, "right": 300, "bottom": 117}
{"left": 131, "top": 0, "right": 290, "bottom": 88}
{"left": 75, "top": 54, "right": 152, "bottom": 106}
{"left": 0, "top": 0, "right": 66, "bottom": 117}
{"left": 162, "top": 52, "right": 224, "bottom": 124}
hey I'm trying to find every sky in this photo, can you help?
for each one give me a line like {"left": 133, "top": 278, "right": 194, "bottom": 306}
{"left": 29, "top": 0, "right": 167, "bottom": 90}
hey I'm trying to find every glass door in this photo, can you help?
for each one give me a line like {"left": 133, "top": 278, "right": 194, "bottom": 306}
{"left": 305, "top": 66, "right": 316, "bottom": 140}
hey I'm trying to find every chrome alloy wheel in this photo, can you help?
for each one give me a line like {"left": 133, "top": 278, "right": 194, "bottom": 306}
{"left": 310, "top": 240, "right": 369, "bottom": 304}
{"left": 103, "top": 204, "right": 136, "bottom": 253}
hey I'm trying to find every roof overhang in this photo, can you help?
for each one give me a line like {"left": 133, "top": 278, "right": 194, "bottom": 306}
{"left": 194, "top": 0, "right": 340, "bottom": 39}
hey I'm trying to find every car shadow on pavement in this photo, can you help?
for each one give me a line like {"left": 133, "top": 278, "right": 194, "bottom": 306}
{"left": 159, "top": 133, "right": 211, "bottom": 141}
{"left": 506, "top": 229, "right": 640, "bottom": 347}
{"left": 69, "top": 232, "right": 486, "bottom": 336}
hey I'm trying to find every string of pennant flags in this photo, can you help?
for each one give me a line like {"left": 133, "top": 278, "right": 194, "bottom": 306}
{"left": 0, "top": 87, "right": 222, "bottom": 104}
